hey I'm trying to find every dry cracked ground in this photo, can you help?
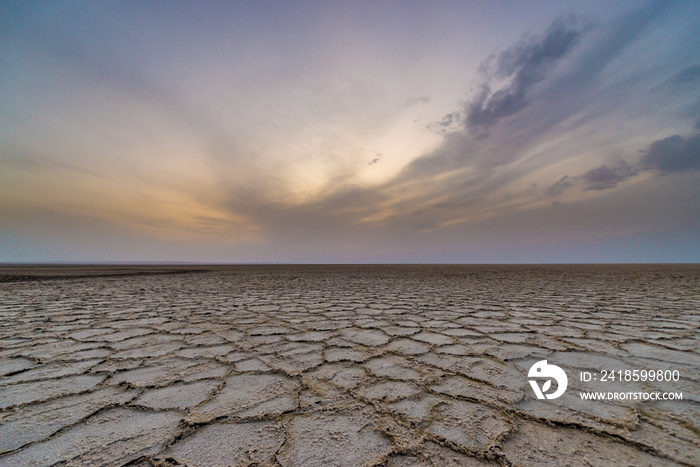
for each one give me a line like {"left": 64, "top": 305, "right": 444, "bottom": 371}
{"left": 0, "top": 264, "right": 698, "bottom": 466}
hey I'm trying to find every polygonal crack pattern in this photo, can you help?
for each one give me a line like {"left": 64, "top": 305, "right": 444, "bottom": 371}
{"left": 0, "top": 264, "right": 698, "bottom": 466}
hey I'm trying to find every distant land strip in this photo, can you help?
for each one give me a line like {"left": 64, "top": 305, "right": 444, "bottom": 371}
{"left": 0, "top": 267, "right": 208, "bottom": 283}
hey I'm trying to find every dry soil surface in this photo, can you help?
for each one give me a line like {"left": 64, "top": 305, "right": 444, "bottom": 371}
{"left": 0, "top": 265, "right": 698, "bottom": 466}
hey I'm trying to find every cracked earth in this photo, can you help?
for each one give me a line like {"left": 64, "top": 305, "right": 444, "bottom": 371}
{"left": 0, "top": 264, "right": 698, "bottom": 466}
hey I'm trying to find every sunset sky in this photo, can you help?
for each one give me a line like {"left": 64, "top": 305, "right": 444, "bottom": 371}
{"left": 2, "top": 0, "right": 699, "bottom": 263}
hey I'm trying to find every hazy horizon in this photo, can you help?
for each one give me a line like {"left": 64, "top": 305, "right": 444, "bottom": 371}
{"left": 2, "top": 261, "right": 698, "bottom": 266}
{"left": 2, "top": 1, "right": 699, "bottom": 263}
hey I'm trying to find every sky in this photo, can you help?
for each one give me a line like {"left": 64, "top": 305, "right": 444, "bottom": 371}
{"left": 1, "top": 0, "right": 699, "bottom": 263}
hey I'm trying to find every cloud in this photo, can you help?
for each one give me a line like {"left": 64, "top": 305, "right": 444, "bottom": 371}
{"left": 407, "top": 96, "right": 431, "bottom": 105}
{"left": 570, "top": 131, "right": 699, "bottom": 193}
{"left": 396, "top": 3, "right": 677, "bottom": 214}
{"left": 581, "top": 163, "right": 637, "bottom": 191}
{"left": 545, "top": 175, "right": 572, "bottom": 196}
{"left": 428, "top": 199, "right": 481, "bottom": 210}
{"left": 464, "top": 18, "right": 584, "bottom": 137}
{"left": 427, "top": 111, "right": 461, "bottom": 136}
{"left": 661, "top": 64, "right": 700, "bottom": 89}
{"left": 641, "top": 133, "right": 700, "bottom": 171}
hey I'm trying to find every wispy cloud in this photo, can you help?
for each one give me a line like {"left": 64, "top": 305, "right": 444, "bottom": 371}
{"left": 545, "top": 175, "right": 572, "bottom": 197}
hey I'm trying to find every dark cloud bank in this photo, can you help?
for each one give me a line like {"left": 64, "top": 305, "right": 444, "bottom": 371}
{"left": 465, "top": 17, "right": 584, "bottom": 138}
{"left": 642, "top": 133, "right": 700, "bottom": 172}
{"left": 581, "top": 163, "right": 637, "bottom": 191}
{"left": 420, "top": 3, "right": 698, "bottom": 208}
{"left": 546, "top": 132, "right": 700, "bottom": 195}
{"left": 406, "top": 4, "right": 699, "bottom": 212}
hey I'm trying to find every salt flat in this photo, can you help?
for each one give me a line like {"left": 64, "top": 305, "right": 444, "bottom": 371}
{"left": 0, "top": 264, "right": 698, "bottom": 466}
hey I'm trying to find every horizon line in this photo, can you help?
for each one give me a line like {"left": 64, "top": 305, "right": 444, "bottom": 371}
{"left": 1, "top": 261, "right": 698, "bottom": 266}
